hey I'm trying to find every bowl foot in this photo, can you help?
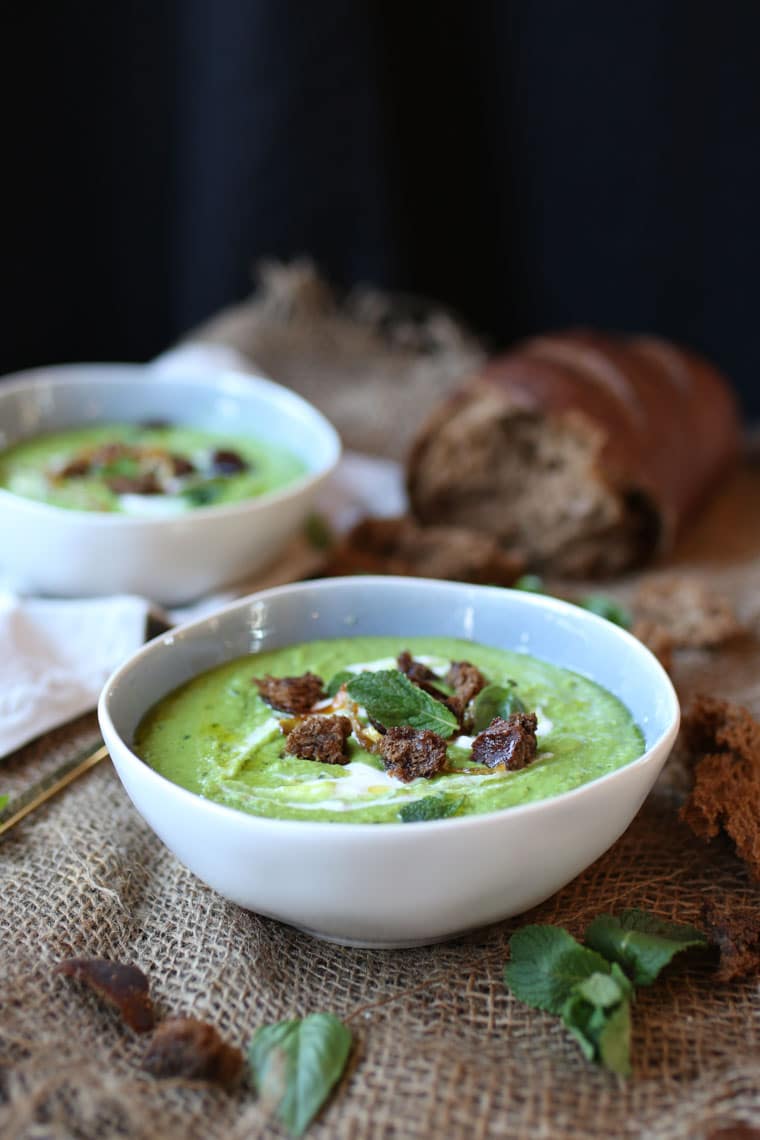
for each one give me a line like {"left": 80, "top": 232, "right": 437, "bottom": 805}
{"left": 290, "top": 922, "right": 484, "bottom": 950}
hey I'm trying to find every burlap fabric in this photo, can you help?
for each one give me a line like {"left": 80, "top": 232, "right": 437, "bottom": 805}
{"left": 2, "top": 272, "right": 759, "bottom": 1138}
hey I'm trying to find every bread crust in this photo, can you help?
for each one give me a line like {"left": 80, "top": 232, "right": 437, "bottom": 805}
{"left": 407, "top": 330, "right": 741, "bottom": 576}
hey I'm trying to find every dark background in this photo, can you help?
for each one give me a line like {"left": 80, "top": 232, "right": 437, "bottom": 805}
{"left": 4, "top": 1, "right": 760, "bottom": 417}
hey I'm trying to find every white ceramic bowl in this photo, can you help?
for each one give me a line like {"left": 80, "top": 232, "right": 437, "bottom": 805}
{"left": 98, "top": 576, "right": 679, "bottom": 948}
{"left": 0, "top": 363, "right": 340, "bottom": 604}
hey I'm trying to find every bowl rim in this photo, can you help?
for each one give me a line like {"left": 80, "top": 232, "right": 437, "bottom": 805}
{"left": 98, "top": 576, "right": 681, "bottom": 834}
{"left": 0, "top": 361, "right": 342, "bottom": 526}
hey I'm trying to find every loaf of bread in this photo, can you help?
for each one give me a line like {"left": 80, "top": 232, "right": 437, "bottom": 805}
{"left": 407, "top": 330, "right": 741, "bottom": 576}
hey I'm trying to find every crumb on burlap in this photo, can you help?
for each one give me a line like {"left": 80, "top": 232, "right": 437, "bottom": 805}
{"left": 141, "top": 1017, "right": 243, "bottom": 1086}
{"left": 700, "top": 898, "right": 760, "bottom": 982}
{"left": 325, "top": 515, "right": 523, "bottom": 586}
{"left": 633, "top": 575, "right": 744, "bottom": 650}
{"left": 53, "top": 958, "right": 155, "bottom": 1033}
{"left": 679, "top": 695, "right": 760, "bottom": 881}
{"left": 630, "top": 618, "right": 675, "bottom": 672}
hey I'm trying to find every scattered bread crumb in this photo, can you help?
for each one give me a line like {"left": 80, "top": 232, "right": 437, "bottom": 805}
{"left": 679, "top": 695, "right": 760, "bottom": 881}
{"left": 633, "top": 575, "right": 743, "bottom": 650}
{"left": 630, "top": 618, "right": 674, "bottom": 672}
{"left": 700, "top": 898, "right": 760, "bottom": 982}
{"left": 325, "top": 515, "right": 523, "bottom": 586}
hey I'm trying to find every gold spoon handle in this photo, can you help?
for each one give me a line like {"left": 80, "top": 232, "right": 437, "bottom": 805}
{"left": 0, "top": 743, "right": 109, "bottom": 838}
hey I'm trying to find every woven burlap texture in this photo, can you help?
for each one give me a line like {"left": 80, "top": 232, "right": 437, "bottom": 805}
{"left": 2, "top": 270, "right": 759, "bottom": 1138}
{"left": 2, "top": 715, "right": 759, "bottom": 1140}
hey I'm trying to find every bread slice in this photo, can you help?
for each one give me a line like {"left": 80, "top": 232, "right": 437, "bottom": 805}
{"left": 407, "top": 331, "right": 740, "bottom": 576}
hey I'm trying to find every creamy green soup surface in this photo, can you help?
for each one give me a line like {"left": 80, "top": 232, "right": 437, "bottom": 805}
{"left": 0, "top": 423, "right": 305, "bottom": 515}
{"left": 135, "top": 636, "right": 644, "bottom": 824}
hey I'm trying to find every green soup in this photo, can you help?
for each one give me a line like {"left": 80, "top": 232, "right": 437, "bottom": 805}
{"left": 135, "top": 636, "right": 644, "bottom": 823}
{"left": 0, "top": 423, "right": 305, "bottom": 515}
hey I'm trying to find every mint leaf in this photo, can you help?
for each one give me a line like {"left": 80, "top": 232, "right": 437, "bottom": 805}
{"left": 305, "top": 512, "right": 333, "bottom": 550}
{"left": 471, "top": 684, "right": 526, "bottom": 733}
{"left": 398, "top": 794, "right": 465, "bottom": 823}
{"left": 0, "top": 794, "right": 7, "bottom": 813}
{"left": 562, "top": 990, "right": 632, "bottom": 1076}
{"left": 248, "top": 1013, "right": 351, "bottom": 1137}
{"left": 573, "top": 967, "right": 631, "bottom": 1008}
{"left": 561, "top": 969, "right": 632, "bottom": 1076}
{"left": 504, "top": 925, "right": 613, "bottom": 1015}
{"left": 577, "top": 595, "right": 632, "bottom": 629}
{"left": 513, "top": 574, "right": 545, "bottom": 593}
{"left": 346, "top": 671, "right": 458, "bottom": 737}
{"left": 325, "top": 671, "right": 353, "bottom": 698}
{"left": 584, "top": 909, "right": 708, "bottom": 986}
{"left": 596, "top": 997, "right": 632, "bottom": 1076}
{"left": 182, "top": 481, "right": 223, "bottom": 507}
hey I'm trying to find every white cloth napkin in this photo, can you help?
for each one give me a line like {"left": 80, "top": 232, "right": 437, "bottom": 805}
{"left": 0, "top": 593, "right": 151, "bottom": 757}
{"left": 0, "top": 444, "right": 405, "bottom": 759}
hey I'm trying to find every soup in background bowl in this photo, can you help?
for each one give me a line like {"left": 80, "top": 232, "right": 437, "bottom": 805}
{"left": 0, "top": 363, "right": 340, "bottom": 603}
{"left": 98, "top": 576, "right": 679, "bottom": 947}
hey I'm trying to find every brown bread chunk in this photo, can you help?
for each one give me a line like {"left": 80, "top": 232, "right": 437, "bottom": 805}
{"left": 446, "top": 661, "right": 487, "bottom": 707}
{"left": 396, "top": 650, "right": 451, "bottom": 706}
{"left": 325, "top": 515, "right": 523, "bottom": 585}
{"left": 285, "top": 714, "right": 352, "bottom": 765}
{"left": 211, "top": 447, "right": 248, "bottom": 474}
{"left": 56, "top": 456, "right": 91, "bottom": 479}
{"left": 471, "top": 712, "right": 538, "bottom": 770}
{"left": 106, "top": 472, "right": 162, "bottom": 495}
{"left": 630, "top": 618, "right": 675, "bottom": 673}
{"left": 169, "top": 454, "right": 197, "bottom": 476}
{"left": 380, "top": 725, "right": 448, "bottom": 782}
{"left": 397, "top": 650, "right": 438, "bottom": 684}
{"left": 254, "top": 672, "right": 325, "bottom": 714}
{"left": 633, "top": 575, "right": 743, "bottom": 649}
{"left": 142, "top": 1017, "right": 243, "bottom": 1086}
{"left": 679, "top": 695, "right": 760, "bottom": 881}
{"left": 406, "top": 331, "right": 740, "bottom": 577}
{"left": 700, "top": 899, "right": 760, "bottom": 982}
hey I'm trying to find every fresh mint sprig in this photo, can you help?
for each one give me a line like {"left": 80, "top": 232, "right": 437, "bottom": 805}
{"left": 504, "top": 925, "right": 614, "bottom": 1014}
{"left": 504, "top": 909, "right": 708, "bottom": 1076}
{"left": 346, "top": 670, "right": 458, "bottom": 737}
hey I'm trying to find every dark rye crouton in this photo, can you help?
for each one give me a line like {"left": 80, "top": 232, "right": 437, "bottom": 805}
{"left": 106, "top": 472, "right": 162, "bottom": 495}
{"left": 396, "top": 650, "right": 451, "bottom": 705}
{"left": 397, "top": 650, "right": 438, "bottom": 685}
{"left": 679, "top": 695, "right": 760, "bottom": 881}
{"left": 254, "top": 672, "right": 325, "bottom": 715}
{"left": 446, "top": 661, "right": 487, "bottom": 707}
{"left": 285, "top": 715, "right": 352, "bottom": 765}
{"left": 325, "top": 515, "right": 524, "bottom": 585}
{"left": 380, "top": 726, "right": 448, "bottom": 782}
{"left": 471, "top": 712, "right": 538, "bottom": 770}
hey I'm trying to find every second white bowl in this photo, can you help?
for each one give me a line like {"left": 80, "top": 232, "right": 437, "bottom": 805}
{"left": 0, "top": 363, "right": 340, "bottom": 604}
